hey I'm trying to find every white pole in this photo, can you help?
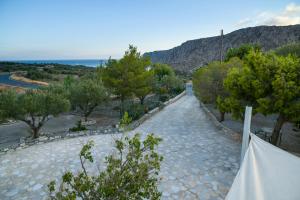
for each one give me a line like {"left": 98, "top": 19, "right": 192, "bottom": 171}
{"left": 240, "top": 106, "right": 252, "bottom": 165}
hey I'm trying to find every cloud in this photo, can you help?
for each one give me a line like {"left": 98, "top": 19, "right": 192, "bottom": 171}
{"left": 235, "top": 3, "right": 300, "bottom": 28}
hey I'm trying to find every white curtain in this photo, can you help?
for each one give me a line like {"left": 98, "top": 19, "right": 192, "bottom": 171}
{"left": 226, "top": 134, "right": 300, "bottom": 200}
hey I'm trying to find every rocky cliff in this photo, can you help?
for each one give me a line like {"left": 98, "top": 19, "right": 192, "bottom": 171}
{"left": 144, "top": 25, "right": 300, "bottom": 73}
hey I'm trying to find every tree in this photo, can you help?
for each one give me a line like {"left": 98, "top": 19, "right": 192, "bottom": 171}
{"left": 0, "top": 87, "right": 70, "bottom": 138}
{"left": 224, "top": 50, "right": 300, "bottom": 145}
{"left": 152, "top": 63, "right": 184, "bottom": 98}
{"left": 193, "top": 58, "right": 243, "bottom": 121}
{"left": 274, "top": 43, "right": 300, "bottom": 57}
{"left": 102, "top": 45, "right": 152, "bottom": 111}
{"left": 69, "top": 78, "right": 108, "bottom": 121}
{"left": 48, "top": 133, "right": 163, "bottom": 200}
{"left": 225, "top": 43, "right": 261, "bottom": 61}
{"left": 152, "top": 63, "right": 175, "bottom": 81}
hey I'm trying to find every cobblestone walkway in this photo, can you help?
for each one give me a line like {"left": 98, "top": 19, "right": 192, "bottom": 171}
{"left": 0, "top": 95, "right": 240, "bottom": 200}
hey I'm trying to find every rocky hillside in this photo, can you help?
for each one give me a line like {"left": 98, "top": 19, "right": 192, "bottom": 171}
{"left": 144, "top": 25, "right": 300, "bottom": 73}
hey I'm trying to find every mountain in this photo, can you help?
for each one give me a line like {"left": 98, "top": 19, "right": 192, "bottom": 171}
{"left": 144, "top": 25, "right": 300, "bottom": 74}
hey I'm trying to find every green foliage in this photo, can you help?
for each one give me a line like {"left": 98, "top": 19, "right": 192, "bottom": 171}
{"left": 69, "top": 77, "right": 109, "bottom": 121}
{"left": 225, "top": 43, "right": 261, "bottom": 61}
{"left": 25, "top": 70, "right": 52, "bottom": 80}
{"left": 120, "top": 111, "right": 132, "bottom": 128}
{"left": 224, "top": 50, "right": 300, "bottom": 144}
{"left": 274, "top": 43, "right": 300, "bottom": 57}
{"left": 0, "top": 86, "right": 70, "bottom": 138}
{"left": 152, "top": 63, "right": 184, "bottom": 98}
{"left": 49, "top": 133, "right": 163, "bottom": 200}
{"left": 102, "top": 45, "right": 152, "bottom": 104}
{"left": 69, "top": 120, "right": 87, "bottom": 132}
{"left": 63, "top": 75, "right": 76, "bottom": 90}
{"left": 193, "top": 58, "right": 242, "bottom": 104}
{"left": 152, "top": 63, "right": 175, "bottom": 81}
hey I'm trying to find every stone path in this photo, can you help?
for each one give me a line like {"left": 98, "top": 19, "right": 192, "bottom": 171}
{"left": 0, "top": 95, "right": 240, "bottom": 200}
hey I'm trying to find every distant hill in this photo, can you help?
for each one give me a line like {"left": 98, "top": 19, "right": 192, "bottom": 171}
{"left": 144, "top": 25, "right": 300, "bottom": 74}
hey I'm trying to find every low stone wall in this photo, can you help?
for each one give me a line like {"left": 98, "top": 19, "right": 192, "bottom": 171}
{"left": 129, "top": 91, "right": 186, "bottom": 130}
{"left": 199, "top": 101, "right": 242, "bottom": 142}
{"left": 0, "top": 127, "right": 120, "bottom": 154}
{"left": 0, "top": 91, "right": 186, "bottom": 154}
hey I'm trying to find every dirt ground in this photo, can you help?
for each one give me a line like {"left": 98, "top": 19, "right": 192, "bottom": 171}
{"left": 205, "top": 104, "right": 300, "bottom": 154}
{"left": 0, "top": 100, "right": 120, "bottom": 150}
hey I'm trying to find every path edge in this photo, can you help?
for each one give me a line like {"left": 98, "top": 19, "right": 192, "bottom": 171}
{"left": 129, "top": 91, "right": 186, "bottom": 130}
{"left": 199, "top": 100, "right": 242, "bottom": 142}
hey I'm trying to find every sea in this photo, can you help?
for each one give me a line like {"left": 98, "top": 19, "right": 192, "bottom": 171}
{"left": 3, "top": 59, "right": 107, "bottom": 67}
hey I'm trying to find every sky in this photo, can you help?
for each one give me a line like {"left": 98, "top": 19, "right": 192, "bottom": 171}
{"left": 0, "top": 0, "right": 299, "bottom": 60}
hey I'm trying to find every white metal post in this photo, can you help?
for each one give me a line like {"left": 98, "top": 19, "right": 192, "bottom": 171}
{"left": 240, "top": 106, "right": 252, "bottom": 165}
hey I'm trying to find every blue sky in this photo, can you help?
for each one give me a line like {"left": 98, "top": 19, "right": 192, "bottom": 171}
{"left": 0, "top": 0, "right": 299, "bottom": 60}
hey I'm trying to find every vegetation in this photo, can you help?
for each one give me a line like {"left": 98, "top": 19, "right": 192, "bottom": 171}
{"left": 48, "top": 133, "right": 163, "bottom": 200}
{"left": 102, "top": 45, "right": 152, "bottom": 112}
{"left": 120, "top": 111, "right": 132, "bottom": 130}
{"left": 26, "top": 69, "right": 53, "bottom": 80}
{"left": 193, "top": 58, "right": 243, "bottom": 121}
{"left": 225, "top": 43, "right": 261, "bottom": 61}
{"left": 69, "top": 120, "right": 87, "bottom": 132}
{"left": 224, "top": 50, "right": 300, "bottom": 145}
{"left": 0, "top": 62, "right": 94, "bottom": 82}
{"left": 274, "top": 43, "right": 300, "bottom": 57}
{"left": 193, "top": 43, "right": 300, "bottom": 146}
{"left": 102, "top": 45, "right": 184, "bottom": 119}
{"left": 69, "top": 77, "right": 108, "bottom": 121}
{"left": 152, "top": 63, "right": 184, "bottom": 100}
{"left": 0, "top": 87, "right": 70, "bottom": 138}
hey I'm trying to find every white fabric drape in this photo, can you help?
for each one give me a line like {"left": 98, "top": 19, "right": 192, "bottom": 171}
{"left": 226, "top": 134, "right": 300, "bottom": 200}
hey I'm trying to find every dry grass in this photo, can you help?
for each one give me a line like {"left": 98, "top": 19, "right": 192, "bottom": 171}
{"left": 0, "top": 84, "right": 26, "bottom": 93}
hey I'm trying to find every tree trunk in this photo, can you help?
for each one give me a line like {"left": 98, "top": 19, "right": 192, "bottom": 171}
{"left": 140, "top": 97, "right": 145, "bottom": 105}
{"left": 32, "top": 127, "right": 40, "bottom": 139}
{"left": 219, "top": 111, "right": 225, "bottom": 122}
{"left": 271, "top": 114, "right": 285, "bottom": 145}
{"left": 120, "top": 97, "right": 125, "bottom": 118}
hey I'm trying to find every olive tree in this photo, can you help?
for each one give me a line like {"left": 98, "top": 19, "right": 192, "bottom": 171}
{"left": 0, "top": 87, "right": 70, "bottom": 138}
{"left": 48, "top": 133, "right": 163, "bottom": 199}
{"left": 69, "top": 78, "right": 109, "bottom": 121}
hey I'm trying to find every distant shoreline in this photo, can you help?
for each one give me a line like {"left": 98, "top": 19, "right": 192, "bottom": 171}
{"left": 0, "top": 59, "right": 107, "bottom": 67}
{"left": 10, "top": 74, "right": 49, "bottom": 86}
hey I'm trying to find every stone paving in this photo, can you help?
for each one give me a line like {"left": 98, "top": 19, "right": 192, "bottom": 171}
{"left": 0, "top": 95, "right": 240, "bottom": 200}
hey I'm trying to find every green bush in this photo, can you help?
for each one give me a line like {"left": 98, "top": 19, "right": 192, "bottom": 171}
{"left": 26, "top": 70, "right": 52, "bottom": 80}
{"left": 48, "top": 133, "right": 163, "bottom": 200}
{"left": 69, "top": 120, "right": 87, "bottom": 132}
{"left": 124, "top": 103, "right": 146, "bottom": 120}
{"left": 159, "top": 94, "right": 170, "bottom": 102}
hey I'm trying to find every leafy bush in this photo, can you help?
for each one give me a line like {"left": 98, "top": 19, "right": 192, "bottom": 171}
{"left": 159, "top": 94, "right": 170, "bottom": 102}
{"left": 120, "top": 111, "right": 132, "bottom": 128}
{"left": 26, "top": 70, "right": 52, "bottom": 80}
{"left": 124, "top": 103, "right": 146, "bottom": 120}
{"left": 274, "top": 43, "right": 300, "bottom": 57}
{"left": 48, "top": 133, "right": 163, "bottom": 200}
{"left": 69, "top": 120, "right": 87, "bottom": 132}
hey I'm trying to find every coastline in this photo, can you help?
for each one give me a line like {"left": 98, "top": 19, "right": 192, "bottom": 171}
{"left": 0, "top": 83, "right": 26, "bottom": 93}
{"left": 10, "top": 74, "right": 49, "bottom": 86}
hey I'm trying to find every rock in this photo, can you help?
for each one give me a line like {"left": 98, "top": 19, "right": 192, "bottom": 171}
{"left": 144, "top": 24, "right": 300, "bottom": 74}
{"left": 38, "top": 136, "right": 48, "bottom": 142}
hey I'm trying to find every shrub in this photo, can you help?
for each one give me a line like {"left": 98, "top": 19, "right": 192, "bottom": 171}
{"left": 69, "top": 120, "right": 87, "bottom": 132}
{"left": 120, "top": 111, "right": 132, "bottom": 128}
{"left": 124, "top": 103, "right": 146, "bottom": 120}
{"left": 48, "top": 133, "right": 163, "bottom": 200}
